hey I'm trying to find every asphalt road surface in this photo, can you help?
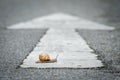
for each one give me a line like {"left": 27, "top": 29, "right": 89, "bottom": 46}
{"left": 0, "top": 0, "right": 120, "bottom": 80}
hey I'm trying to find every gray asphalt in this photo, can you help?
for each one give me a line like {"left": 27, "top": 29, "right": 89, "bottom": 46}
{"left": 0, "top": 29, "right": 120, "bottom": 80}
{"left": 0, "top": 0, "right": 120, "bottom": 80}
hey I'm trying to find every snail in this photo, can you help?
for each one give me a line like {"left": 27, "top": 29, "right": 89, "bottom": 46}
{"left": 36, "top": 53, "right": 58, "bottom": 63}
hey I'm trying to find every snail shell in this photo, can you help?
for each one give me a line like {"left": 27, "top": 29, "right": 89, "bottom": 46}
{"left": 39, "top": 53, "right": 50, "bottom": 62}
{"left": 36, "top": 53, "right": 58, "bottom": 63}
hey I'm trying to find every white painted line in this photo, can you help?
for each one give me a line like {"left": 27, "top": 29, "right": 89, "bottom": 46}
{"left": 21, "top": 28, "right": 103, "bottom": 68}
{"left": 8, "top": 13, "right": 111, "bottom": 68}
{"left": 7, "top": 13, "right": 114, "bottom": 30}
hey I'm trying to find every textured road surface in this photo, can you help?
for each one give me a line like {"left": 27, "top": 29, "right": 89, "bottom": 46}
{"left": 0, "top": 0, "right": 120, "bottom": 80}
{"left": 0, "top": 28, "right": 120, "bottom": 80}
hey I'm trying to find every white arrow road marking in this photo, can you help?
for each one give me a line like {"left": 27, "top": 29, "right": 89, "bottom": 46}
{"left": 35, "top": 13, "right": 79, "bottom": 21}
{"left": 21, "top": 28, "right": 103, "bottom": 68}
{"left": 8, "top": 13, "right": 114, "bottom": 68}
{"left": 8, "top": 13, "right": 114, "bottom": 30}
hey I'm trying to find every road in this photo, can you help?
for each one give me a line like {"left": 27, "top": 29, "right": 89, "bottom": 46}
{"left": 0, "top": 0, "right": 120, "bottom": 28}
{"left": 0, "top": 0, "right": 120, "bottom": 80}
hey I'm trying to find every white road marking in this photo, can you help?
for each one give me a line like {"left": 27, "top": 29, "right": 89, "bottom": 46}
{"left": 34, "top": 13, "right": 79, "bottom": 21}
{"left": 8, "top": 13, "right": 114, "bottom": 30}
{"left": 21, "top": 28, "right": 103, "bottom": 68}
{"left": 8, "top": 13, "right": 113, "bottom": 68}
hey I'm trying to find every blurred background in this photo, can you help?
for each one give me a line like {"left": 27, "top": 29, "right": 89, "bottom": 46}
{"left": 0, "top": 0, "right": 120, "bottom": 29}
{"left": 0, "top": 1, "right": 120, "bottom": 79}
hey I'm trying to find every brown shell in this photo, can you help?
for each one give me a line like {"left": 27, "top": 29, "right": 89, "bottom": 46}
{"left": 39, "top": 53, "right": 50, "bottom": 62}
